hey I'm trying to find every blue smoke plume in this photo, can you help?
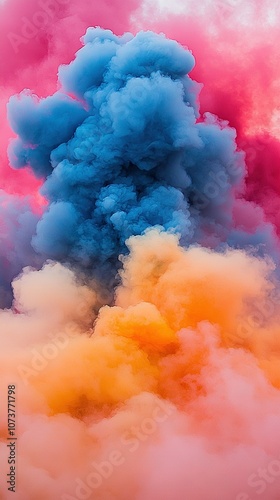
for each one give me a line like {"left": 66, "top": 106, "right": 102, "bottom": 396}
{"left": 6, "top": 29, "right": 249, "bottom": 295}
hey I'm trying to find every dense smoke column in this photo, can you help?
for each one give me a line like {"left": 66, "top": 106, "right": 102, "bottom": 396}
{"left": 7, "top": 29, "right": 246, "bottom": 296}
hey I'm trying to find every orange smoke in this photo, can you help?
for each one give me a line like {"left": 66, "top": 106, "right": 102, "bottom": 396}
{"left": 1, "top": 231, "right": 280, "bottom": 499}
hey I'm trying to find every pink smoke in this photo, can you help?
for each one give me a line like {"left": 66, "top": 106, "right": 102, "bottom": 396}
{"left": 134, "top": 0, "right": 280, "bottom": 237}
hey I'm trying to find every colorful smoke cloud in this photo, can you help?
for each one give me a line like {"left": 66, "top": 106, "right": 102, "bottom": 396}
{"left": 0, "top": 1, "right": 280, "bottom": 500}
